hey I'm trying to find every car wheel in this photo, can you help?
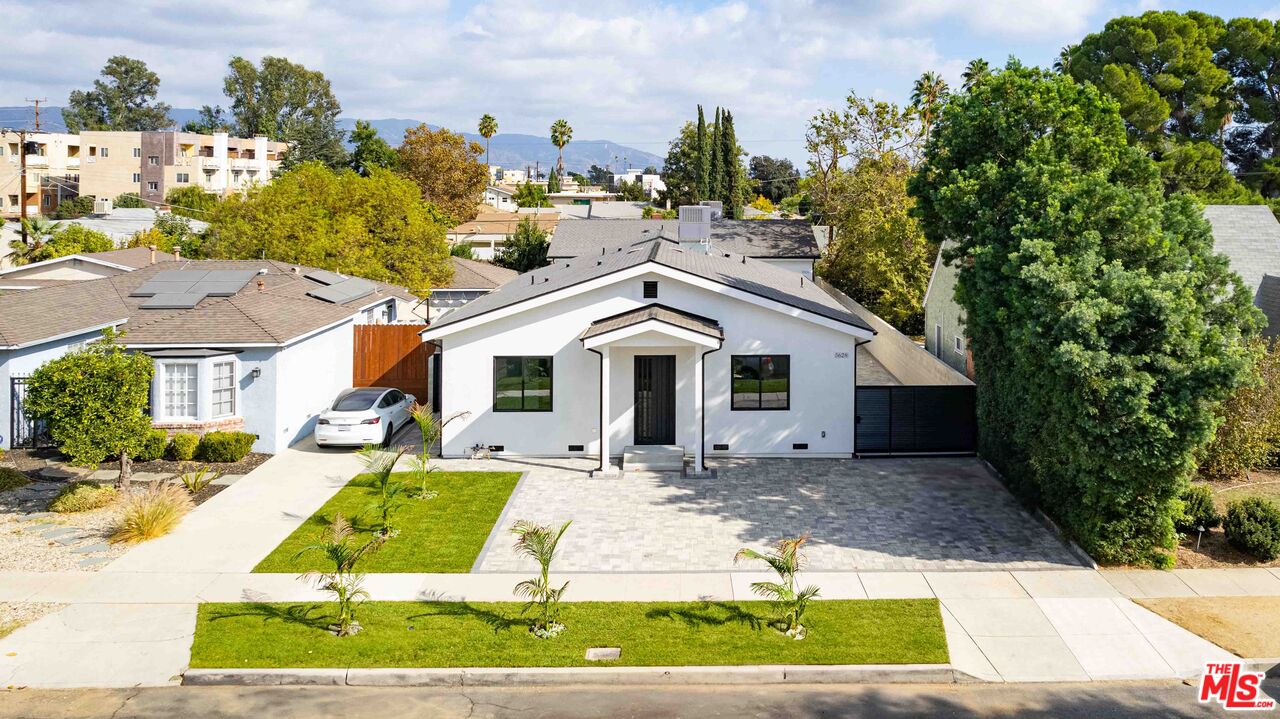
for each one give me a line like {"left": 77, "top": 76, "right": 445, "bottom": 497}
{"left": 382, "top": 422, "right": 393, "bottom": 448}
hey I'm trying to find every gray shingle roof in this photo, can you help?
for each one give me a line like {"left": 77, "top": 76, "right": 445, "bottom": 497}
{"left": 1257, "top": 274, "right": 1280, "bottom": 339}
{"left": 1203, "top": 205, "right": 1280, "bottom": 292}
{"left": 0, "top": 259, "right": 416, "bottom": 348}
{"left": 547, "top": 219, "right": 821, "bottom": 259}
{"left": 580, "top": 304, "right": 724, "bottom": 341}
{"left": 429, "top": 240, "right": 872, "bottom": 333}
{"left": 62, "top": 208, "right": 209, "bottom": 241}
{"left": 445, "top": 257, "right": 517, "bottom": 290}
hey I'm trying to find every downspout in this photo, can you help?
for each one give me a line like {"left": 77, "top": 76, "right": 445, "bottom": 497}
{"left": 586, "top": 347, "right": 605, "bottom": 473}
{"left": 851, "top": 336, "right": 873, "bottom": 458}
{"left": 700, "top": 343, "right": 722, "bottom": 473}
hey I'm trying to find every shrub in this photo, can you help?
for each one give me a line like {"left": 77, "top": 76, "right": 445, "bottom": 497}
{"left": 1176, "top": 484, "right": 1222, "bottom": 534}
{"left": 49, "top": 481, "right": 118, "bottom": 513}
{"left": 195, "top": 431, "right": 256, "bottom": 463}
{"left": 111, "top": 484, "right": 193, "bottom": 544}
{"left": 0, "top": 467, "right": 30, "bottom": 493}
{"left": 1197, "top": 338, "right": 1280, "bottom": 482}
{"left": 166, "top": 433, "right": 199, "bottom": 461}
{"left": 1223, "top": 497, "right": 1280, "bottom": 561}
{"left": 134, "top": 429, "right": 168, "bottom": 462}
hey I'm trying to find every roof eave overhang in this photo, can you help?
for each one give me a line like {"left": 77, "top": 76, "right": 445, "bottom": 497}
{"left": 1, "top": 319, "right": 129, "bottom": 351}
{"left": 581, "top": 318, "right": 722, "bottom": 350}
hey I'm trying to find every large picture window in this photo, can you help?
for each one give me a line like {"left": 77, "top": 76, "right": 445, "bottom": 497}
{"left": 212, "top": 361, "right": 236, "bottom": 418}
{"left": 162, "top": 362, "right": 199, "bottom": 420}
{"left": 731, "top": 355, "right": 790, "bottom": 410}
{"left": 493, "top": 356, "right": 553, "bottom": 412}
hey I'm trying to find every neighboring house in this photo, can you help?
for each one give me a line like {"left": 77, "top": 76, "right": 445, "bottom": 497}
{"left": 59, "top": 206, "right": 208, "bottom": 244}
{"left": 547, "top": 214, "right": 826, "bottom": 278}
{"left": 483, "top": 185, "right": 516, "bottom": 210}
{"left": 501, "top": 169, "right": 527, "bottom": 184}
{"left": 0, "top": 246, "right": 176, "bottom": 290}
{"left": 0, "top": 260, "right": 417, "bottom": 453}
{"left": 420, "top": 239, "right": 877, "bottom": 468}
{"left": 426, "top": 256, "right": 518, "bottom": 323}
{"left": 2, "top": 130, "right": 285, "bottom": 219}
{"left": 555, "top": 201, "right": 649, "bottom": 220}
{"left": 611, "top": 168, "right": 666, "bottom": 198}
{"left": 447, "top": 209, "right": 560, "bottom": 261}
{"left": 923, "top": 204, "right": 1280, "bottom": 377}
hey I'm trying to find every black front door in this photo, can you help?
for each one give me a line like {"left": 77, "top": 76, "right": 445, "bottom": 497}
{"left": 634, "top": 355, "right": 676, "bottom": 445}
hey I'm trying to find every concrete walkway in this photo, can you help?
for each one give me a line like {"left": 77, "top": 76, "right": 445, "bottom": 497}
{"left": 3, "top": 567, "right": 1275, "bottom": 687}
{"left": 1, "top": 438, "right": 1276, "bottom": 688}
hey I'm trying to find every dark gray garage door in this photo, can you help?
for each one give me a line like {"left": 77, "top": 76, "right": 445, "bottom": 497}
{"left": 855, "top": 385, "right": 976, "bottom": 455}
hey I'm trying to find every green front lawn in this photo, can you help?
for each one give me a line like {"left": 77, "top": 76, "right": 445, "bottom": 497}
{"left": 190, "top": 599, "right": 948, "bottom": 668}
{"left": 253, "top": 471, "right": 521, "bottom": 573}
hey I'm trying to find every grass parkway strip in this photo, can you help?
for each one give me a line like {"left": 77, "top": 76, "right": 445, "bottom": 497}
{"left": 252, "top": 471, "right": 521, "bottom": 573}
{"left": 190, "top": 599, "right": 949, "bottom": 668}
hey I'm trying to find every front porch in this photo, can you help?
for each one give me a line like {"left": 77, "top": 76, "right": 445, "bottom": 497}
{"left": 580, "top": 304, "right": 724, "bottom": 475}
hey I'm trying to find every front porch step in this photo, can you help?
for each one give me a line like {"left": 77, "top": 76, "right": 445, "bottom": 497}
{"left": 622, "top": 445, "right": 685, "bottom": 472}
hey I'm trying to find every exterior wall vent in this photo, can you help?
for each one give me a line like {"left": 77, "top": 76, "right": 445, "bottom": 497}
{"left": 713, "top": 443, "right": 729, "bottom": 451}
{"left": 568, "top": 444, "right": 584, "bottom": 452}
{"left": 488, "top": 444, "right": 505, "bottom": 452}
{"left": 792, "top": 443, "right": 809, "bottom": 450}
{"left": 643, "top": 281, "right": 658, "bottom": 299}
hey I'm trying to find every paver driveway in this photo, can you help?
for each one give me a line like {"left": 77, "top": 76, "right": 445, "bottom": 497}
{"left": 473, "top": 457, "right": 1086, "bottom": 572}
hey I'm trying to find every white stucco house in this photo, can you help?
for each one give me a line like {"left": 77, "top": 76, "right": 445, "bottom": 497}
{"left": 421, "top": 238, "right": 877, "bottom": 472}
{"left": 0, "top": 259, "right": 417, "bottom": 453}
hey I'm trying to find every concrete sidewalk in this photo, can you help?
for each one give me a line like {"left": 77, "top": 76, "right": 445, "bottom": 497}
{"left": 3, "top": 568, "right": 1272, "bottom": 687}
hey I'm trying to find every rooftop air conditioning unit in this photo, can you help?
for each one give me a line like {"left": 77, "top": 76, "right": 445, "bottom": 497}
{"left": 93, "top": 198, "right": 113, "bottom": 216}
{"left": 678, "top": 205, "right": 712, "bottom": 242}
{"left": 699, "top": 200, "right": 724, "bottom": 220}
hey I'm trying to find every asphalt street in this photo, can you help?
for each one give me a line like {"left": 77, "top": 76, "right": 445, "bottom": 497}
{"left": 3, "top": 679, "right": 1276, "bottom": 718}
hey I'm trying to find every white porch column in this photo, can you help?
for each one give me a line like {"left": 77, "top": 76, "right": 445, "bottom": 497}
{"left": 694, "top": 350, "right": 704, "bottom": 472}
{"left": 599, "top": 347, "right": 611, "bottom": 473}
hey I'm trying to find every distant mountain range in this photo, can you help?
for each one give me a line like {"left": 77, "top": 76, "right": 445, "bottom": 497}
{"left": 0, "top": 107, "right": 664, "bottom": 174}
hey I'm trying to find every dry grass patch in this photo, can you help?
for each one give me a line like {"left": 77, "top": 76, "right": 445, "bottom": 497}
{"left": 48, "top": 481, "right": 118, "bottom": 513}
{"left": 111, "top": 483, "right": 193, "bottom": 544}
{"left": 1136, "top": 596, "right": 1280, "bottom": 658}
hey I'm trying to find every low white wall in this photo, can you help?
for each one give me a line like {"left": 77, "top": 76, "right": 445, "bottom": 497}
{"left": 437, "top": 271, "right": 860, "bottom": 457}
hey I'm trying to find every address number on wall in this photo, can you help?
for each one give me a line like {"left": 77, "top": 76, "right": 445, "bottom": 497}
{"left": 834, "top": 352, "right": 849, "bottom": 359}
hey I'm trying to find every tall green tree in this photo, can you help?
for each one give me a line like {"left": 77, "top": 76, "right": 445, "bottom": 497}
{"left": 397, "top": 125, "right": 488, "bottom": 223}
{"left": 219, "top": 56, "right": 347, "bottom": 169}
{"left": 695, "top": 105, "right": 710, "bottom": 201}
{"left": 513, "top": 181, "right": 552, "bottom": 208}
{"left": 961, "top": 59, "right": 991, "bottom": 91}
{"left": 182, "top": 105, "right": 232, "bottom": 134}
{"left": 62, "top": 56, "right": 172, "bottom": 132}
{"left": 478, "top": 114, "right": 498, "bottom": 169}
{"left": 348, "top": 120, "right": 398, "bottom": 176}
{"left": 550, "top": 119, "right": 573, "bottom": 179}
{"left": 719, "top": 110, "right": 743, "bottom": 218}
{"left": 748, "top": 156, "right": 799, "bottom": 203}
{"left": 164, "top": 185, "right": 220, "bottom": 220}
{"left": 494, "top": 217, "right": 550, "bottom": 273}
{"left": 205, "top": 163, "right": 452, "bottom": 294}
{"left": 910, "top": 71, "right": 949, "bottom": 145}
{"left": 708, "top": 108, "right": 724, "bottom": 202}
{"left": 909, "top": 63, "right": 1260, "bottom": 566}
{"left": 660, "top": 121, "right": 701, "bottom": 206}
{"left": 1222, "top": 18, "right": 1280, "bottom": 195}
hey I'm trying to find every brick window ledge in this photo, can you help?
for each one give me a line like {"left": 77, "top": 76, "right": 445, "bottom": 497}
{"left": 151, "top": 416, "right": 245, "bottom": 436}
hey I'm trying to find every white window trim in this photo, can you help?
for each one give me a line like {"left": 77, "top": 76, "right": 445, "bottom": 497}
{"left": 160, "top": 361, "right": 200, "bottom": 421}
{"left": 212, "top": 360, "right": 236, "bottom": 418}
{"left": 953, "top": 335, "right": 965, "bottom": 355}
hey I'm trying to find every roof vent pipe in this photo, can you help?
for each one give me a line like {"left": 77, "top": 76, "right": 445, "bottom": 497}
{"left": 149, "top": 245, "right": 156, "bottom": 264}
{"left": 173, "top": 245, "right": 181, "bottom": 261}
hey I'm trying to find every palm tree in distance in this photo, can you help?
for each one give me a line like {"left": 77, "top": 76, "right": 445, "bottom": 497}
{"left": 911, "top": 71, "right": 950, "bottom": 146}
{"left": 478, "top": 114, "right": 498, "bottom": 170}
{"left": 1054, "top": 45, "right": 1078, "bottom": 75}
{"left": 550, "top": 119, "right": 573, "bottom": 185}
{"left": 961, "top": 58, "right": 990, "bottom": 91}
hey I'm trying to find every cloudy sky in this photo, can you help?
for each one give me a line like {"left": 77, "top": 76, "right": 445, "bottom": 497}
{"left": 0, "top": 0, "right": 1268, "bottom": 163}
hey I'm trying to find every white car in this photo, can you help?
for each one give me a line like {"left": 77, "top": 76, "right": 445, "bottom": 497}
{"left": 314, "top": 387, "right": 415, "bottom": 448}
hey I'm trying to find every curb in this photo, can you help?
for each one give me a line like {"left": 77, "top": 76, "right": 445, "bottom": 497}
{"left": 183, "top": 664, "right": 972, "bottom": 687}
{"left": 1243, "top": 659, "right": 1280, "bottom": 678}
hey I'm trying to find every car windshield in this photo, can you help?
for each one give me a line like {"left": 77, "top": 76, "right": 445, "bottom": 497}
{"left": 331, "top": 389, "right": 384, "bottom": 412}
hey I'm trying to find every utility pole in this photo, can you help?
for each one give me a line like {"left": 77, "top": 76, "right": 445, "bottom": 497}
{"left": 24, "top": 98, "right": 47, "bottom": 131}
{"left": 18, "top": 128, "right": 28, "bottom": 243}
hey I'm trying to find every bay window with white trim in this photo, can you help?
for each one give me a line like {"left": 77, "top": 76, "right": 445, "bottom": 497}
{"left": 153, "top": 355, "right": 240, "bottom": 422}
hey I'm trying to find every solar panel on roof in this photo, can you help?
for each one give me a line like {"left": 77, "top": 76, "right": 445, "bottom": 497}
{"left": 199, "top": 270, "right": 259, "bottom": 283}
{"left": 130, "top": 280, "right": 200, "bottom": 297}
{"left": 304, "top": 269, "right": 347, "bottom": 286}
{"left": 151, "top": 270, "right": 209, "bottom": 282}
{"left": 198, "top": 281, "right": 250, "bottom": 297}
{"left": 306, "top": 277, "right": 376, "bottom": 304}
{"left": 141, "top": 292, "right": 206, "bottom": 309}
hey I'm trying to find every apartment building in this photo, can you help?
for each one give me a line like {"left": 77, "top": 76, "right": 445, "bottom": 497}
{"left": 0, "top": 130, "right": 287, "bottom": 219}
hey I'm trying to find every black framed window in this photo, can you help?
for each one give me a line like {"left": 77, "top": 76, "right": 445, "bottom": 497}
{"left": 731, "top": 355, "right": 790, "bottom": 410}
{"left": 494, "top": 356, "right": 553, "bottom": 412}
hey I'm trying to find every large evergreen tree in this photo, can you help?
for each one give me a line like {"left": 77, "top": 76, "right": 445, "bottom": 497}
{"left": 720, "top": 111, "right": 742, "bottom": 218}
{"left": 220, "top": 56, "right": 347, "bottom": 169}
{"left": 62, "top": 56, "right": 172, "bottom": 132}
{"left": 708, "top": 108, "right": 724, "bottom": 203}
{"left": 695, "top": 105, "right": 710, "bottom": 201}
{"left": 910, "top": 63, "right": 1260, "bottom": 566}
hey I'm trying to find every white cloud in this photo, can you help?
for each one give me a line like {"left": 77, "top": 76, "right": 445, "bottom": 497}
{"left": 0, "top": 0, "right": 1109, "bottom": 162}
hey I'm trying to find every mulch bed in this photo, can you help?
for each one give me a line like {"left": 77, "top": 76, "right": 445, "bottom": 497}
{"left": 133, "top": 452, "right": 272, "bottom": 477}
{"left": 1175, "top": 472, "right": 1280, "bottom": 569}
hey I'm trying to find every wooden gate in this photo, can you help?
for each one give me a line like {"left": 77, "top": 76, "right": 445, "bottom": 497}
{"left": 353, "top": 325, "right": 432, "bottom": 402}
